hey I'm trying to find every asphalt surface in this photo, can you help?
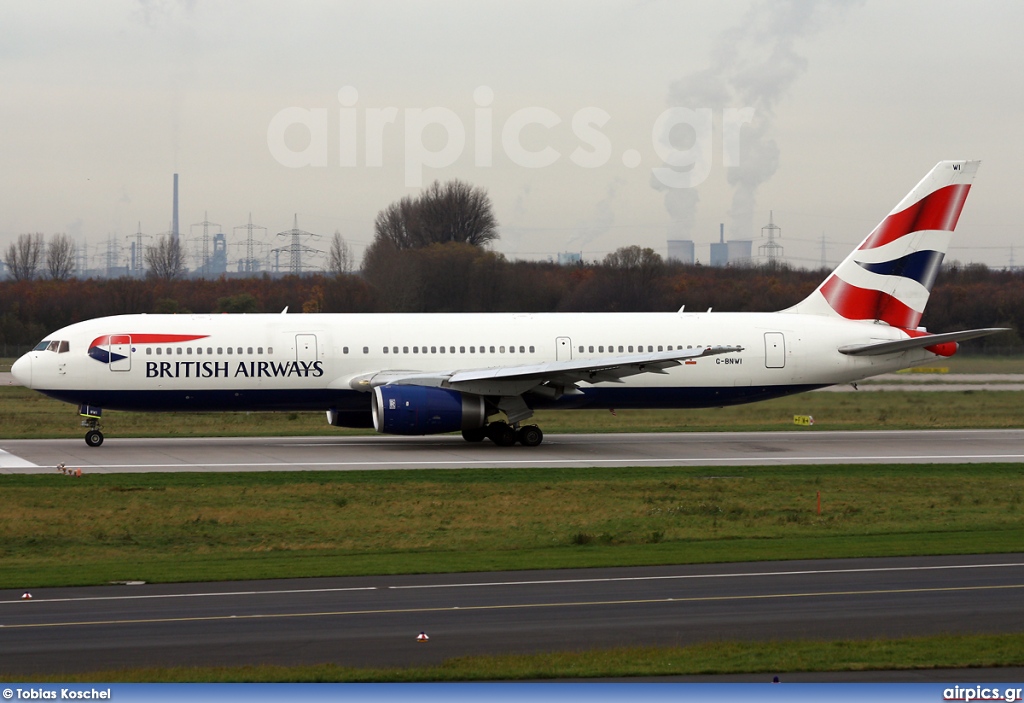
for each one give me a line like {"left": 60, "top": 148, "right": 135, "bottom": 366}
{"left": 1, "top": 554, "right": 1023, "bottom": 678}
{"left": 2, "top": 429, "right": 1024, "bottom": 474}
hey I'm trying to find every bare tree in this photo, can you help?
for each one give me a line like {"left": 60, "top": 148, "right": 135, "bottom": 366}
{"left": 46, "top": 233, "right": 76, "bottom": 280}
{"left": 3, "top": 233, "right": 44, "bottom": 281}
{"left": 145, "top": 235, "right": 187, "bottom": 281}
{"left": 369, "top": 179, "right": 498, "bottom": 253}
{"left": 327, "top": 230, "right": 354, "bottom": 275}
{"left": 415, "top": 180, "right": 498, "bottom": 248}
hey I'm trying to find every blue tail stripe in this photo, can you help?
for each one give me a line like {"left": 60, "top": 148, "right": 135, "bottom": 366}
{"left": 856, "top": 250, "right": 945, "bottom": 290}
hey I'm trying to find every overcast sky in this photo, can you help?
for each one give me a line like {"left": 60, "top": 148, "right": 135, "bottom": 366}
{"left": 2, "top": 0, "right": 1022, "bottom": 271}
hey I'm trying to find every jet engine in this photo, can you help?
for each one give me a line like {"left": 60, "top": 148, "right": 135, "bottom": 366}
{"left": 372, "top": 385, "right": 486, "bottom": 436}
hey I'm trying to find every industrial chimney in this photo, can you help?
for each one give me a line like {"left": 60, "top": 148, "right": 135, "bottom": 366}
{"left": 172, "top": 173, "right": 179, "bottom": 243}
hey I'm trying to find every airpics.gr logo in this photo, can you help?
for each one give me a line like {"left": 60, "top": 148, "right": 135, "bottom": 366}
{"left": 87, "top": 334, "right": 209, "bottom": 364}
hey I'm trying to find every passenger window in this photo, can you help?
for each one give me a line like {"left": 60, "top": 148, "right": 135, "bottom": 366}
{"left": 343, "top": 347, "right": 349, "bottom": 354}
{"left": 217, "top": 347, "right": 223, "bottom": 354}
{"left": 237, "top": 347, "right": 243, "bottom": 354}
{"left": 489, "top": 346, "right": 495, "bottom": 353}
{"left": 166, "top": 347, "right": 172, "bottom": 355}
{"left": 413, "top": 347, "right": 418, "bottom": 353}
{"left": 196, "top": 347, "right": 202, "bottom": 355}
{"left": 628, "top": 346, "right": 633, "bottom": 352}
{"left": 588, "top": 346, "right": 594, "bottom": 353}
{"left": 268, "top": 347, "right": 273, "bottom": 354}
{"left": 460, "top": 346, "right": 465, "bottom": 353}
{"left": 257, "top": 347, "right": 263, "bottom": 354}
{"left": 156, "top": 348, "right": 162, "bottom": 355}
{"left": 187, "top": 348, "right": 192, "bottom": 354}
{"left": 658, "top": 346, "right": 663, "bottom": 352}
{"left": 470, "top": 346, "right": 475, "bottom": 353}
{"left": 227, "top": 347, "right": 233, "bottom": 355}
{"left": 519, "top": 346, "right": 524, "bottom": 353}
{"left": 598, "top": 346, "right": 604, "bottom": 353}
{"left": 383, "top": 347, "right": 389, "bottom": 354}
{"left": 449, "top": 346, "right": 455, "bottom": 354}
{"left": 500, "top": 346, "right": 505, "bottom": 353}
{"left": 618, "top": 346, "right": 623, "bottom": 353}
{"left": 431, "top": 346, "right": 436, "bottom": 354}
{"left": 363, "top": 347, "right": 368, "bottom": 354}
{"left": 247, "top": 347, "right": 253, "bottom": 355}
{"left": 439, "top": 346, "right": 445, "bottom": 354}
{"left": 393, "top": 347, "right": 398, "bottom": 354}
{"left": 529, "top": 346, "right": 535, "bottom": 353}
{"left": 208, "top": 348, "right": 213, "bottom": 354}
{"left": 146, "top": 348, "right": 152, "bottom": 355}
{"left": 403, "top": 346, "right": 409, "bottom": 354}
{"left": 578, "top": 346, "right": 584, "bottom": 353}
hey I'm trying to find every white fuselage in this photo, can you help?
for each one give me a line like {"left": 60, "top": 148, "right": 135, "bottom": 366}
{"left": 14, "top": 311, "right": 937, "bottom": 415}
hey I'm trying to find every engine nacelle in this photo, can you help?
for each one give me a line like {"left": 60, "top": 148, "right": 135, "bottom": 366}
{"left": 372, "top": 385, "right": 486, "bottom": 436}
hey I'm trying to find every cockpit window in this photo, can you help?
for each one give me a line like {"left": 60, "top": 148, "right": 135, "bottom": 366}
{"left": 46, "top": 341, "right": 60, "bottom": 352}
{"left": 58, "top": 341, "right": 70, "bottom": 353}
{"left": 34, "top": 340, "right": 51, "bottom": 351}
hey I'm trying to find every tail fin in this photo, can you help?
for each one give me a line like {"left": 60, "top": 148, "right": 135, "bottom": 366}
{"left": 787, "top": 160, "right": 980, "bottom": 328}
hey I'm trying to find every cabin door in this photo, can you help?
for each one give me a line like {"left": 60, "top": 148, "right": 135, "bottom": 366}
{"left": 108, "top": 335, "right": 132, "bottom": 372}
{"left": 764, "top": 332, "right": 786, "bottom": 368}
{"left": 555, "top": 337, "right": 572, "bottom": 362}
{"left": 296, "top": 334, "right": 318, "bottom": 363}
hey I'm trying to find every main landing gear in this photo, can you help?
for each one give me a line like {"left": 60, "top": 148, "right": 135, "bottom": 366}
{"left": 462, "top": 422, "right": 544, "bottom": 447}
{"left": 79, "top": 405, "right": 104, "bottom": 447}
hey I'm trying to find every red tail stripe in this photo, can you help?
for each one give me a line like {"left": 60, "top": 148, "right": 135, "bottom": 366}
{"left": 89, "top": 334, "right": 209, "bottom": 348}
{"left": 858, "top": 183, "right": 971, "bottom": 251}
{"left": 819, "top": 275, "right": 922, "bottom": 329}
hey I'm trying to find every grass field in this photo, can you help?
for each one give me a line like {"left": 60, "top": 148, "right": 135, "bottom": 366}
{"left": 2, "top": 463, "right": 1022, "bottom": 589}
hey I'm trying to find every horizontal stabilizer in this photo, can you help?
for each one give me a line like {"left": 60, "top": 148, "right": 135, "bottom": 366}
{"left": 838, "top": 328, "right": 1008, "bottom": 356}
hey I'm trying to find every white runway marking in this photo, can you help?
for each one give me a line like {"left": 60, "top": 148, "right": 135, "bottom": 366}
{"left": 0, "top": 586, "right": 376, "bottom": 606}
{"left": 4, "top": 561, "right": 1020, "bottom": 605}
{"left": 0, "top": 449, "right": 36, "bottom": 468}
{"left": 387, "top": 561, "right": 1024, "bottom": 590}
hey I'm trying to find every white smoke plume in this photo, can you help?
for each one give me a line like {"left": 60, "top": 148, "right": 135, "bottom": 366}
{"left": 656, "top": 0, "right": 856, "bottom": 242}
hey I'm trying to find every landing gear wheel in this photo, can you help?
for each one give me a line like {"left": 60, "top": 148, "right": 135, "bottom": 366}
{"left": 487, "top": 422, "right": 517, "bottom": 447}
{"left": 462, "top": 427, "right": 487, "bottom": 443}
{"left": 85, "top": 430, "right": 104, "bottom": 447}
{"left": 517, "top": 425, "right": 544, "bottom": 447}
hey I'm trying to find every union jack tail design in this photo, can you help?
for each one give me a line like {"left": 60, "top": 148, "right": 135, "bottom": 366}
{"left": 787, "top": 161, "right": 980, "bottom": 329}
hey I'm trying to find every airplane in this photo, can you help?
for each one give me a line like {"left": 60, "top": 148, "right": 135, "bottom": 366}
{"left": 10, "top": 160, "right": 1006, "bottom": 448}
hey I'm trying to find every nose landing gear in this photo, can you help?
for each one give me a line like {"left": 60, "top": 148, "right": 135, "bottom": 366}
{"left": 79, "top": 405, "right": 104, "bottom": 447}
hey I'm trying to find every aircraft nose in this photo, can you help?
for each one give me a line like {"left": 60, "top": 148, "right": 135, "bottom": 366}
{"left": 10, "top": 354, "right": 31, "bottom": 388}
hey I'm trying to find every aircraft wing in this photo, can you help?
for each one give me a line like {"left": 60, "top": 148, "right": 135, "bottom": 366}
{"left": 346, "top": 345, "right": 743, "bottom": 397}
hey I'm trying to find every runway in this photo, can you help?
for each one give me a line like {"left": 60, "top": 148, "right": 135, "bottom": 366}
{"left": 1, "top": 554, "right": 1022, "bottom": 677}
{"left": 2, "top": 429, "right": 1024, "bottom": 474}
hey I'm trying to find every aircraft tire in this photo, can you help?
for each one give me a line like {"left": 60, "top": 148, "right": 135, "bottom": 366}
{"left": 461, "top": 427, "right": 487, "bottom": 442}
{"left": 487, "top": 422, "right": 517, "bottom": 447}
{"left": 517, "top": 425, "right": 543, "bottom": 447}
{"left": 85, "top": 430, "right": 104, "bottom": 447}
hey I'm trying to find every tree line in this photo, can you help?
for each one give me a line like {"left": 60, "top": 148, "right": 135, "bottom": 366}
{"left": 1, "top": 253, "right": 1020, "bottom": 355}
{"left": 2, "top": 179, "right": 1021, "bottom": 354}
